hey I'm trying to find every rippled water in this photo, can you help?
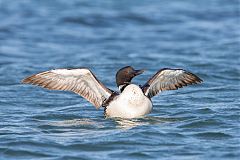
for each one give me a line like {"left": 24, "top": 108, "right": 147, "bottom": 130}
{"left": 0, "top": 0, "right": 239, "bottom": 159}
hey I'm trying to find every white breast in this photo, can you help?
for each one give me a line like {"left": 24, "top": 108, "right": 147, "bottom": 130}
{"left": 105, "top": 84, "right": 153, "bottom": 118}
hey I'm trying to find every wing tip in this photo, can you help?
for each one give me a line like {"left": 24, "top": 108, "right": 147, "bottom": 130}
{"left": 21, "top": 76, "right": 33, "bottom": 84}
{"left": 21, "top": 78, "right": 27, "bottom": 84}
{"left": 185, "top": 70, "right": 203, "bottom": 83}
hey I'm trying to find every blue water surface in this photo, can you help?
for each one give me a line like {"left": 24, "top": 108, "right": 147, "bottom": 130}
{"left": 0, "top": 0, "right": 239, "bottom": 159}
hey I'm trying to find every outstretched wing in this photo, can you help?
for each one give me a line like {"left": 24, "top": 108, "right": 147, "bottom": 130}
{"left": 22, "top": 68, "right": 113, "bottom": 108}
{"left": 142, "top": 68, "right": 202, "bottom": 98}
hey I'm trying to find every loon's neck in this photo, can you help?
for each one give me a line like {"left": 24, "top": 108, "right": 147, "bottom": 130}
{"left": 118, "top": 82, "right": 131, "bottom": 92}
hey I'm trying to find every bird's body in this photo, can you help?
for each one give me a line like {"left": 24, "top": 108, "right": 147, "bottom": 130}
{"left": 105, "top": 84, "right": 152, "bottom": 118}
{"left": 22, "top": 66, "right": 202, "bottom": 119}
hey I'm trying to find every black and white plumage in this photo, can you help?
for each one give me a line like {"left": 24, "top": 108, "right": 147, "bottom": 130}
{"left": 22, "top": 66, "right": 202, "bottom": 118}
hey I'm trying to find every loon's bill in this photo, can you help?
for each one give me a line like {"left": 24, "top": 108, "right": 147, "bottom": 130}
{"left": 22, "top": 66, "right": 202, "bottom": 118}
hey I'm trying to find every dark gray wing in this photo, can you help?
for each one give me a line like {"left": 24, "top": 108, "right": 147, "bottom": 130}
{"left": 142, "top": 68, "right": 202, "bottom": 98}
{"left": 22, "top": 68, "right": 113, "bottom": 108}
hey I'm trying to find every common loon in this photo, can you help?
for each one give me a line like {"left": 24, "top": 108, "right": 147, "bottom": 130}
{"left": 22, "top": 66, "right": 202, "bottom": 118}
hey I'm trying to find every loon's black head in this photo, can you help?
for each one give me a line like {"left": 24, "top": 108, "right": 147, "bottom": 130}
{"left": 116, "top": 66, "right": 144, "bottom": 92}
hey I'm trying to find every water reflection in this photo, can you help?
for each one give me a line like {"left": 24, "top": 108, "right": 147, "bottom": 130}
{"left": 114, "top": 118, "right": 148, "bottom": 129}
{"left": 48, "top": 118, "right": 98, "bottom": 127}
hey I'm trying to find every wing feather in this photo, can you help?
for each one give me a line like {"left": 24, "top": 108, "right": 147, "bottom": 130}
{"left": 142, "top": 68, "right": 202, "bottom": 98}
{"left": 22, "top": 68, "right": 113, "bottom": 108}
